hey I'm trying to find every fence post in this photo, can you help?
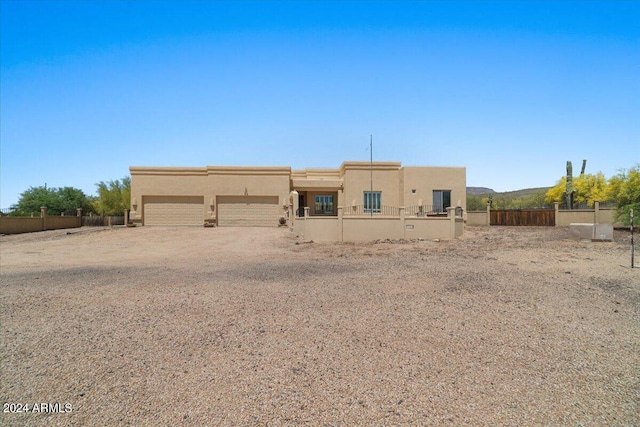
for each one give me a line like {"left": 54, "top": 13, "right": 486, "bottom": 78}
{"left": 594, "top": 200, "right": 600, "bottom": 224}
{"left": 554, "top": 202, "right": 560, "bottom": 227}
{"left": 40, "top": 206, "right": 47, "bottom": 231}
{"left": 124, "top": 209, "right": 130, "bottom": 225}
{"left": 486, "top": 202, "right": 491, "bottom": 226}
{"left": 447, "top": 207, "right": 456, "bottom": 238}
{"left": 77, "top": 208, "right": 82, "bottom": 227}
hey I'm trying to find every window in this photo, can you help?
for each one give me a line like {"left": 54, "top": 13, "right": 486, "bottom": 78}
{"left": 314, "top": 195, "right": 334, "bottom": 215}
{"left": 364, "top": 191, "right": 382, "bottom": 213}
{"left": 433, "top": 190, "right": 451, "bottom": 213}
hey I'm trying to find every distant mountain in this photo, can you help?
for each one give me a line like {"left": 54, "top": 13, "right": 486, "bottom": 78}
{"left": 496, "top": 187, "right": 551, "bottom": 198}
{"left": 466, "top": 186, "right": 552, "bottom": 209}
{"left": 467, "top": 187, "right": 496, "bottom": 195}
{"left": 467, "top": 186, "right": 550, "bottom": 197}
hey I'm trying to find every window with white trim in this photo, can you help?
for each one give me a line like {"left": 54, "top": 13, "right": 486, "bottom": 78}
{"left": 314, "top": 195, "right": 334, "bottom": 215}
{"left": 364, "top": 191, "right": 381, "bottom": 213}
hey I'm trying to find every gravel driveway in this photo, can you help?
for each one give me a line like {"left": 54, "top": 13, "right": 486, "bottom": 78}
{"left": 1, "top": 225, "right": 638, "bottom": 426}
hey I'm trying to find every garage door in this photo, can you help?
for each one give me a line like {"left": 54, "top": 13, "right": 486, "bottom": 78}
{"left": 217, "top": 196, "right": 280, "bottom": 227}
{"left": 143, "top": 196, "right": 204, "bottom": 226}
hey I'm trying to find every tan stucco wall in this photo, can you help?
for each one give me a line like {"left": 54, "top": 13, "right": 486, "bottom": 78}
{"left": 404, "top": 217, "right": 453, "bottom": 240}
{"left": 341, "top": 162, "right": 402, "bottom": 209}
{"left": 130, "top": 162, "right": 467, "bottom": 233}
{"left": 597, "top": 208, "right": 616, "bottom": 225}
{"left": 0, "top": 217, "right": 44, "bottom": 234}
{"left": 401, "top": 166, "right": 466, "bottom": 210}
{"left": 297, "top": 215, "right": 461, "bottom": 242}
{"left": 130, "top": 166, "right": 291, "bottom": 223}
{"left": 342, "top": 217, "right": 404, "bottom": 241}
{"left": 300, "top": 217, "right": 340, "bottom": 242}
{"left": 556, "top": 210, "right": 598, "bottom": 227}
{"left": 467, "top": 211, "right": 490, "bottom": 226}
{"left": 0, "top": 216, "right": 81, "bottom": 235}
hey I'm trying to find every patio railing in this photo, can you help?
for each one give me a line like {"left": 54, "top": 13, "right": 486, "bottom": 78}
{"left": 343, "top": 205, "right": 400, "bottom": 216}
{"left": 405, "top": 205, "right": 448, "bottom": 217}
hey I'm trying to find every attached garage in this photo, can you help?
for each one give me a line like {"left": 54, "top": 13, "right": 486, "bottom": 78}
{"left": 143, "top": 196, "right": 204, "bottom": 226}
{"left": 217, "top": 195, "right": 280, "bottom": 227}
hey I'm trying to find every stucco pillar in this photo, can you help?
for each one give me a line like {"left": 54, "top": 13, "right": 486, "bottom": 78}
{"left": 131, "top": 197, "right": 138, "bottom": 219}
{"left": 40, "top": 207, "right": 47, "bottom": 231}
{"left": 486, "top": 202, "right": 491, "bottom": 226}
{"left": 77, "top": 208, "right": 82, "bottom": 217}
{"left": 207, "top": 197, "right": 215, "bottom": 222}
{"left": 124, "top": 209, "right": 130, "bottom": 225}
{"left": 337, "top": 206, "right": 344, "bottom": 242}
{"left": 304, "top": 207, "right": 309, "bottom": 218}
{"left": 399, "top": 206, "right": 406, "bottom": 239}
{"left": 594, "top": 200, "right": 600, "bottom": 224}
{"left": 554, "top": 202, "right": 560, "bottom": 227}
{"left": 291, "top": 191, "right": 299, "bottom": 227}
{"left": 447, "top": 207, "right": 456, "bottom": 238}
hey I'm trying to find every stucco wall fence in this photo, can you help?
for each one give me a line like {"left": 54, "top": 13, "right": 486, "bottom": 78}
{"left": 0, "top": 208, "right": 82, "bottom": 235}
{"left": 293, "top": 206, "right": 463, "bottom": 242}
{"left": 466, "top": 202, "right": 619, "bottom": 227}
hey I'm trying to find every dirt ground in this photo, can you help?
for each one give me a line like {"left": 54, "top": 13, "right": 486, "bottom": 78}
{"left": 1, "top": 225, "right": 638, "bottom": 426}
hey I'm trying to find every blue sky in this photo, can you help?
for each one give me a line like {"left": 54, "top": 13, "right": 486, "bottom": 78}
{"left": 1, "top": 0, "right": 638, "bottom": 208}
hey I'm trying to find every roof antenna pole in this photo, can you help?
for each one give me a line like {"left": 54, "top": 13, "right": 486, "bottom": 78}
{"left": 370, "top": 134, "right": 373, "bottom": 217}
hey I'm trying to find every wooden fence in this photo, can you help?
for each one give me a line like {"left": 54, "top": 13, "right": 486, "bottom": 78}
{"left": 82, "top": 216, "right": 125, "bottom": 226}
{"left": 490, "top": 209, "right": 555, "bottom": 226}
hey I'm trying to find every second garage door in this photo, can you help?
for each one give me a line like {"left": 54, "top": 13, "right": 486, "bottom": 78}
{"left": 217, "top": 195, "right": 280, "bottom": 227}
{"left": 144, "top": 196, "right": 204, "bottom": 226}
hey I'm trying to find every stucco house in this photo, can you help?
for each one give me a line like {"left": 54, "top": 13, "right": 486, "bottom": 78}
{"left": 129, "top": 161, "right": 466, "bottom": 241}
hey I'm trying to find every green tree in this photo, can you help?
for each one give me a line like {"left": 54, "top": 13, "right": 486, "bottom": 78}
{"left": 608, "top": 165, "right": 640, "bottom": 225}
{"left": 94, "top": 177, "right": 131, "bottom": 216}
{"left": 11, "top": 185, "right": 95, "bottom": 216}
{"left": 466, "top": 194, "right": 487, "bottom": 211}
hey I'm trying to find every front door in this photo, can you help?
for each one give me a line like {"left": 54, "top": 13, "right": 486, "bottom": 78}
{"left": 298, "top": 194, "right": 306, "bottom": 217}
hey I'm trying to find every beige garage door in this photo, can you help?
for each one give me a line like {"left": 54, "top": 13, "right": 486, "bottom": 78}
{"left": 217, "top": 196, "right": 280, "bottom": 227}
{"left": 144, "top": 196, "right": 204, "bottom": 226}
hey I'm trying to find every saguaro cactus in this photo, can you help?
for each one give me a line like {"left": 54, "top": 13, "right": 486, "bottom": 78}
{"left": 565, "top": 159, "right": 586, "bottom": 209}
{"left": 565, "top": 161, "right": 575, "bottom": 209}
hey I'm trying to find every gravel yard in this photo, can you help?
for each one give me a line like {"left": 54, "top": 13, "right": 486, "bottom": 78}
{"left": 1, "top": 225, "right": 638, "bottom": 426}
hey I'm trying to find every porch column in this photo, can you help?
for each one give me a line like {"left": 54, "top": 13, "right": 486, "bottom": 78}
{"left": 291, "top": 190, "right": 299, "bottom": 227}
